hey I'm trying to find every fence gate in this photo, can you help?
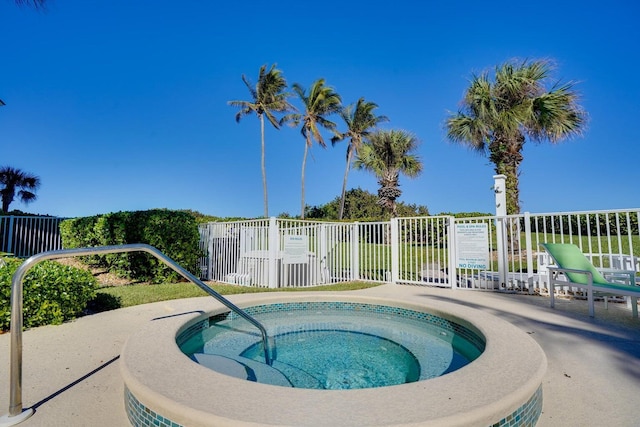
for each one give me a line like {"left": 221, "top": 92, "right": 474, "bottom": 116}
{"left": 393, "top": 216, "right": 455, "bottom": 287}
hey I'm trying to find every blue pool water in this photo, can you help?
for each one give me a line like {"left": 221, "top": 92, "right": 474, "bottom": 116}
{"left": 178, "top": 302, "right": 484, "bottom": 390}
{"left": 242, "top": 329, "right": 420, "bottom": 389}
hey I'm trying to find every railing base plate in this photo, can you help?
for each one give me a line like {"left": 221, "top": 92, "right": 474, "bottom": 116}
{"left": 0, "top": 409, "right": 34, "bottom": 426}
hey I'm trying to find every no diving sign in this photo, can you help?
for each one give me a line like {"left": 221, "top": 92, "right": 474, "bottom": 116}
{"left": 455, "top": 223, "right": 489, "bottom": 270}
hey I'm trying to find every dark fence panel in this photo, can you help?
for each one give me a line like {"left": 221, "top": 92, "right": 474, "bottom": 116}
{"left": 0, "top": 216, "right": 65, "bottom": 257}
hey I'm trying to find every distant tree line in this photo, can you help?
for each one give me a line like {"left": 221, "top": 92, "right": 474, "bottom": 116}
{"left": 298, "top": 188, "right": 429, "bottom": 221}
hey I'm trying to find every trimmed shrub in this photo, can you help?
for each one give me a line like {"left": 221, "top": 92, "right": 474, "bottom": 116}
{"left": 0, "top": 258, "right": 97, "bottom": 332}
{"left": 60, "top": 209, "right": 201, "bottom": 283}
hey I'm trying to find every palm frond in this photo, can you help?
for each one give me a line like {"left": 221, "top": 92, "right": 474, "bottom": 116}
{"left": 446, "top": 114, "right": 488, "bottom": 152}
{"left": 240, "top": 74, "right": 258, "bottom": 101}
{"left": 528, "top": 84, "right": 587, "bottom": 142}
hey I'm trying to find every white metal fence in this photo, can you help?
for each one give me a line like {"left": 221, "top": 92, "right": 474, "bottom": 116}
{"left": 199, "top": 209, "right": 640, "bottom": 293}
{"left": 198, "top": 215, "right": 455, "bottom": 288}
{"left": 198, "top": 218, "right": 395, "bottom": 287}
{"left": 0, "top": 216, "right": 65, "bottom": 257}
{"left": 3, "top": 209, "right": 639, "bottom": 297}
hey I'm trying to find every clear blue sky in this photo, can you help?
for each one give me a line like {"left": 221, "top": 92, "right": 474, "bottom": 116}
{"left": 2, "top": 0, "right": 639, "bottom": 218}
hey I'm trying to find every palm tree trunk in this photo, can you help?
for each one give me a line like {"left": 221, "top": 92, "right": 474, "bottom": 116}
{"left": 2, "top": 188, "right": 14, "bottom": 212}
{"left": 489, "top": 135, "right": 523, "bottom": 214}
{"left": 504, "top": 165, "right": 520, "bottom": 215}
{"left": 260, "top": 114, "right": 268, "bottom": 218}
{"left": 300, "top": 139, "right": 310, "bottom": 219}
{"left": 338, "top": 149, "right": 353, "bottom": 220}
{"left": 491, "top": 147, "right": 522, "bottom": 251}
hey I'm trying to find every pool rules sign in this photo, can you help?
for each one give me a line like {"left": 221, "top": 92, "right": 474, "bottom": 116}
{"left": 455, "top": 223, "right": 489, "bottom": 270}
{"left": 283, "top": 234, "right": 308, "bottom": 264}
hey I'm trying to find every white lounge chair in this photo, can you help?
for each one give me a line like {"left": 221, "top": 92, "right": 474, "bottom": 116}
{"left": 541, "top": 243, "right": 639, "bottom": 318}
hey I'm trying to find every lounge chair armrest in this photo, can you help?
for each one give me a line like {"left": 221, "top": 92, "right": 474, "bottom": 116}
{"left": 598, "top": 268, "right": 635, "bottom": 274}
{"left": 598, "top": 268, "right": 637, "bottom": 285}
{"left": 547, "top": 266, "right": 594, "bottom": 284}
{"left": 547, "top": 266, "right": 592, "bottom": 276}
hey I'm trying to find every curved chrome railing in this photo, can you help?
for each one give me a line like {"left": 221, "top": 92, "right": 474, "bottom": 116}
{"left": 1, "top": 244, "right": 273, "bottom": 426}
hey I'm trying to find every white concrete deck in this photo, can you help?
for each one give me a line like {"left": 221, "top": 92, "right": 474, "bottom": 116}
{"left": 1, "top": 284, "right": 639, "bottom": 426}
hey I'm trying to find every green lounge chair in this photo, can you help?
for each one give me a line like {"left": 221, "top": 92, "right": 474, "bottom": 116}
{"left": 540, "top": 243, "right": 639, "bottom": 318}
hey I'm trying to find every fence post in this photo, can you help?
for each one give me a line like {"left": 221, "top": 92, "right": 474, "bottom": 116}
{"left": 448, "top": 216, "right": 457, "bottom": 290}
{"left": 351, "top": 222, "right": 360, "bottom": 281}
{"left": 7, "top": 216, "right": 15, "bottom": 255}
{"left": 319, "top": 224, "right": 328, "bottom": 283}
{"left": 494, "top": 175, "right": 508, "bottom": 288}
{"left": 206, "top": 224, "right": 214, "bottom": 280}
{"left": 524, "top": 212, "right": 534, "bottom": 293}
{"left": 268, "top": 217, "right": 279, "bottom": 289}
{"left": 390, "top": 218, "right": 399, "bottom": 284}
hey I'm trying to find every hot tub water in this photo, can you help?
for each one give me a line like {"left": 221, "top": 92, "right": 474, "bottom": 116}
{"left": 179, "top": 302, "right": 484, "bottom": 390}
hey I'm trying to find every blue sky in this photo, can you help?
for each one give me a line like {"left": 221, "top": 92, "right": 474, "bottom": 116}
{"left": 2, "top": 0, "right": 639, "bottom": 218}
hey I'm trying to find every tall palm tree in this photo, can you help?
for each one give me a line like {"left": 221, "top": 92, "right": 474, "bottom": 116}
{"left": 0, "top": 166, "right": 41, "bottom": 212}
{"left": 331, "top": 98, "right": 388, "bottom": 220}
{"left": 446, "top": 59, "right": 586, "bottom": 214}
{"left": 353, "top": 130, "right": 422, "bottom": 217}
{"left": 284, "top": 79, "right": 342, "bottom": 219}
{"left": 228, "top": 64, "right": 294, "bottom": 217}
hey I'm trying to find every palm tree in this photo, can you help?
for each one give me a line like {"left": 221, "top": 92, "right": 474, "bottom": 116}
{"left": 284, "top": 79, "right": 342, "bottom": 219}
{"left": 331, "top": 98, "right": 388, "bottom": 220}
{"left": 353, "top": 130, "right": 422, "bottom": 217}
{"left": 228, "top": 64, "right": 294, "bottom": 217}
{"left": 0, "top": 166, "right": 41, "bottom": 212}
{"left": 446, "top": 59, "right": 586, "bottom": 214}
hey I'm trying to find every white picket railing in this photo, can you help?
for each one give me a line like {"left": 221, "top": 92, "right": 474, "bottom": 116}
{"left": 497, "top": 209, "right": 640, "bottom": 292}
{"left": 2, "top": 210, "right": 638, "bottom": 296}
{"left": 198, "top": 218, "right": 388, "bottom": 287}
{"left": 198, "top": 208, "right": 640, "bottom": 294}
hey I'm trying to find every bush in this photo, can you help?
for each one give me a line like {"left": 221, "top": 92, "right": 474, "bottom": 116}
{"left": 0, "top": 258, "right": 98, "bottom": 332}
{"left": 60, "top": 209, "right": 202, "bottom": 283}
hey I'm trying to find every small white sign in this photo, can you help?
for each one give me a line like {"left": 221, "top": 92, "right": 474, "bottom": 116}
{"left": 283, "top": 235, "right": 308, "bottom": 264}
{"left": 455, "top": 223, "right": 489, "bottom": 270}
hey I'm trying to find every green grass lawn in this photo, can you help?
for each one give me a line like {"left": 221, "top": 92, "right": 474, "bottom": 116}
{"left": 95, "top": 280, "right": 383, "bottom": 309}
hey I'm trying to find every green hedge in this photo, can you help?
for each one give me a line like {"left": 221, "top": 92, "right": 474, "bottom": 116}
{"left": 527, "top": 213, "right": 639, "bottom": 236}
{"left": 59, "top": 209, "right": 201, "bottom": 283}
{"left": 0, "top": 258, "right": 97, "bottom": 331}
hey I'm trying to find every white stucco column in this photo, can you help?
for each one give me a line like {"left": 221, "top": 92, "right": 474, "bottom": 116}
{"left": 494, "top": 175, "right": 507, "bottom": 216}
{"left": 494, "top": 175, "right": 508, "bottom": 288}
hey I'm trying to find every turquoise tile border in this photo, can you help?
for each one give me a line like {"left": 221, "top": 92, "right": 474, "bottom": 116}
{"left": 125, "top": 387, "right": 184, "bottom": 427}
{"left": 124, "top": 384, "right": 543, "bottom": 427}
{"left": 492, "top": 385, "right": 543, "bottom": 427}
{"left": 126, "top": 302, "right": 543, "bottom": 426}
{"left": 177, "top": 302, "right": 486, "bottom": 353}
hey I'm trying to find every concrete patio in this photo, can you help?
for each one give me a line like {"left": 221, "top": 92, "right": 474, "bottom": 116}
{"left": 1, "top": 284, "right": 639, "bottom": 426}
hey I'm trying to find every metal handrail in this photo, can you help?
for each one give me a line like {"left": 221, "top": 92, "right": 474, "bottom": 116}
{"left": 1, "top": 244, "right": 273, "bottom": 426}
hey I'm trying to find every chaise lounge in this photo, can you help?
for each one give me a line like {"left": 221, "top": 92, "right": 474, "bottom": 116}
{"left": 540, "top": 243, "right": 640, "bottom": 318}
